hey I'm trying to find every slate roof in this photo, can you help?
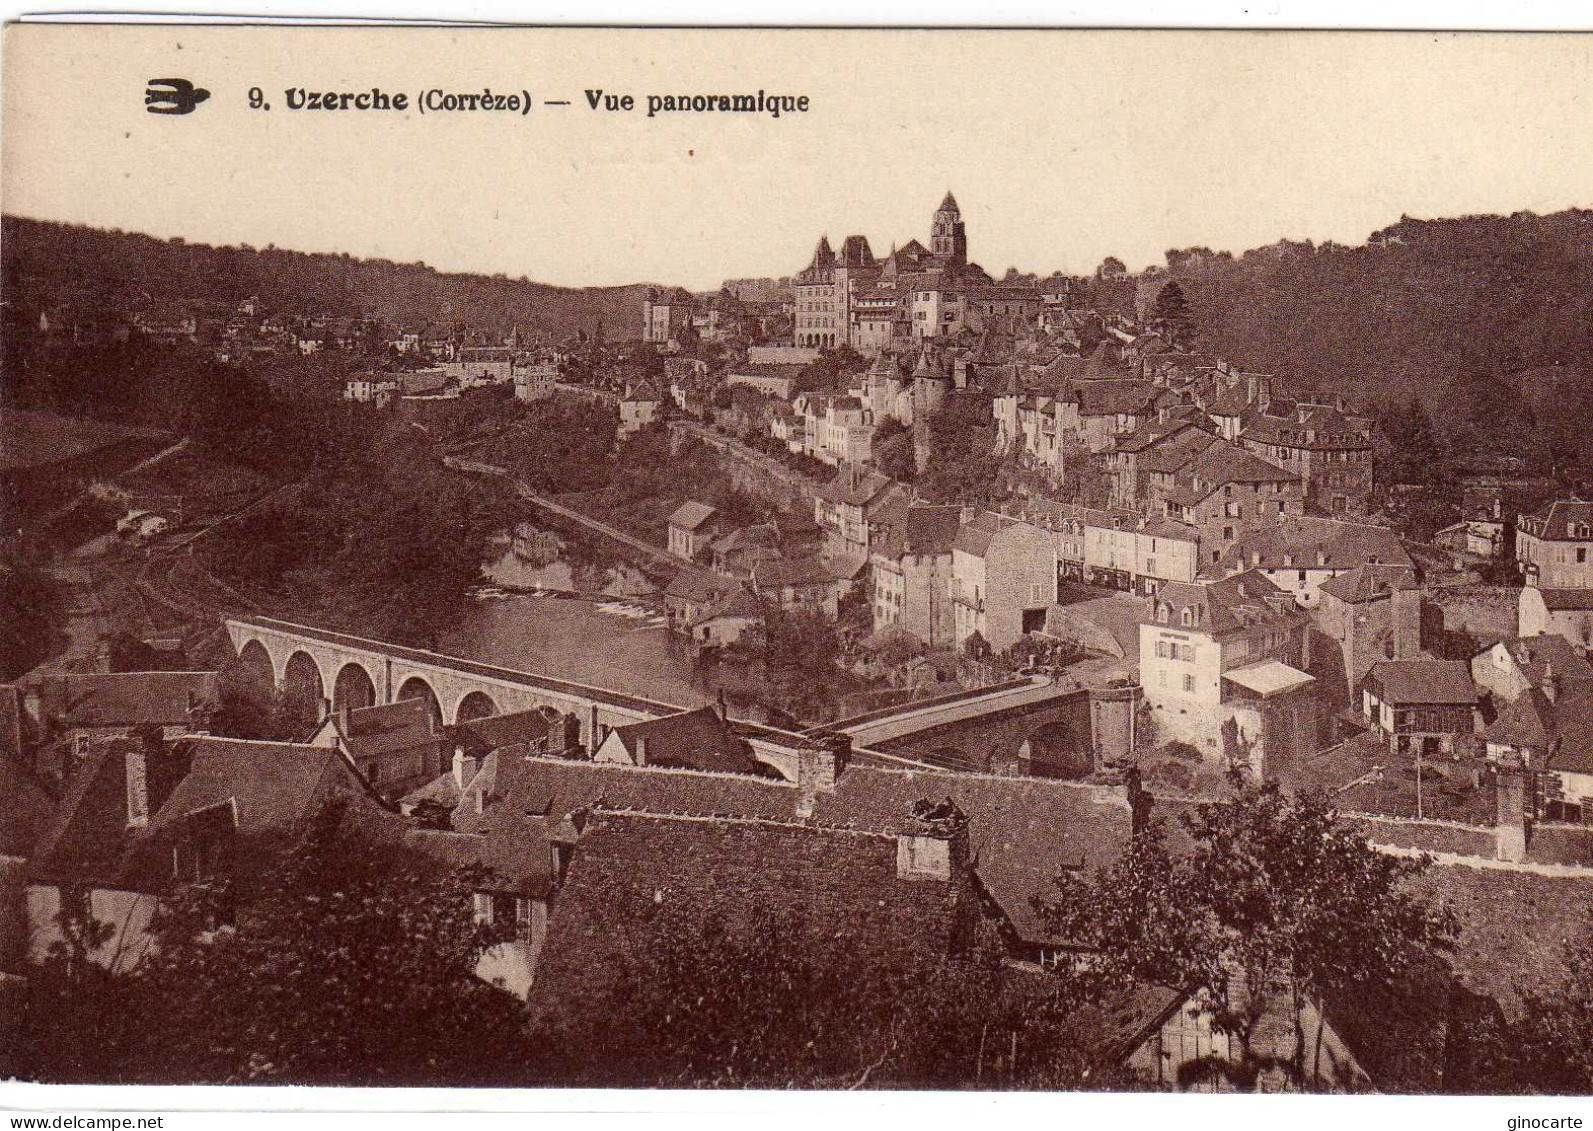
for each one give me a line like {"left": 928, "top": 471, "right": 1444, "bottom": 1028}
{"left": 1519, "top": 499, "right": 1593, "bottom": 541}
{"left": 36, "top": 671, "right": 219, "bottom": 731}
{"left": 1215, "top": 516, "right": 1413, "bottom": 576}
{"left": 1536, "top": 588, "right": 1593, "bottom": 612}
{"left": 1319, "top": 564, "right": 1423, "bottom": 604}
{"left": 338, "top": 697, "right": 445, "bottom": 761}
{"left": 667, "top": 501, "right": 719, "bottom": 532}
{"left": 952, "top": 510, "right": 1006, "bottom": 557}
{"left": 495, "top": 756, "right": 1135, "bottom": 948}
{"left": 663, "top": 570, "right": 734, "bottom": 604}
{"left": 29, "top": 736, "right": 366, "bottom": 891}
{"left": 604, "top": 706, "right": 779, "bottom": 778}
{"left": 1149, "top": 571, "right": 1303, "bottom": 637}
{"left": 1473, "top": 635, "right": 1593, "bottom": 693}
{"left": 1239, "top": 403, "right": 1373, "bottom": 450}
{"left": 689, "top": 588, "right": 764, "bottom": 628}
{"left": 1367, "top": 660, "right": 1478, "bottom": 706}
{"left": 1182, "top": 438, "right": 1300, "bottom": 490}
{"left": 1070, "top": 380, "right": 1158, "bottom": 416}
{"left": 378, "top": 754, "right": 561, "bottom": 898}
{"left": 751, "top": 555, "right": 835, "bottom": 590}
{"left": 448, "top": 709, "right": 554, "bottom": 759}
{"left": 876, "top": 504, "right": 962, "bottom": 560}
{"left": 819, "top": 467, "right": 902, "bottom": 508}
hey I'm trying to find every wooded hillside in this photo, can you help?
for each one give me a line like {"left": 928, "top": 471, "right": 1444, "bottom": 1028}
{"left": 1, "top": 215, "right": 667, "bottom": 340}
{"left": 1167, "top": 209, "right": 1593, "bottom": 407}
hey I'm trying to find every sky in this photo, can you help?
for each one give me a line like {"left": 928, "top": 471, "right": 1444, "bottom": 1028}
{"left": 4, "top": 26, "right": 1592, "bottom": 290}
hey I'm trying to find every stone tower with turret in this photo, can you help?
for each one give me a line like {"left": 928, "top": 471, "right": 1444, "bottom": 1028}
{"left": 930, "top": 192, "right": 967, "bottom": 269}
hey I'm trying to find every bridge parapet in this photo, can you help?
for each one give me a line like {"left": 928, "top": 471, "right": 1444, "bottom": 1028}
{"left": 225, "top": 616, "right": 684, "bottom": 746}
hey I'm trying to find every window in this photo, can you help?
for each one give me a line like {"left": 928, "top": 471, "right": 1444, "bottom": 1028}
{"left": 1182, "top": 674, "right": 1196, "bottom": 693}
{"left": 1156, "top": 641, "right": 1169, "bottom": 658}
{"left": 1180, "top": 608, "right": 1193, "bottom": 627}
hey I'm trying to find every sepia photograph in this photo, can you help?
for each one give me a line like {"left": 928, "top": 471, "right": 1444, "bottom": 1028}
{"left": 1, "top": 15, "right": 1592, "bottom": 1115}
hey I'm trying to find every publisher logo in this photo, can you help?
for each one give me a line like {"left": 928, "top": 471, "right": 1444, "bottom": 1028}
{"left": 145, "top": 78, "right": 210, "bottom": 115}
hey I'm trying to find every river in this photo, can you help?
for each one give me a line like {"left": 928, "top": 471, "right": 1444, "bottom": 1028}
{"left": 439, "top": 523, "right": 718, "bottom": 707}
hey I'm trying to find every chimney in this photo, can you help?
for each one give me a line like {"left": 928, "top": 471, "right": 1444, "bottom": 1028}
{"left": 716, "top": 689, "right": 729, "bottom": 723}
{"left": 896, "top": 797, "right": 970, "bottom": 882}
{"left": 1494, "top": 768, "right": 1529, "bottom": 863}
{"left": 1391, "top": 583, "right": 1422, "bottom": 659}
{"left": 1542, "top": 664, "right": 1558, "bottom": 703}
{"left": 337, "top": 701, "right": 349, "bottom": 735}
{"left": 634, "top": 733, "right": 648, "bottom": 766}
{"left": 452, "top": 748, "right": 479, "bottom": 789}
{"left": 1297, "top": 405, "right": 1310, "bottom": 424}
{"left": 125, "top": 742, "right": 151, "bottom": 829}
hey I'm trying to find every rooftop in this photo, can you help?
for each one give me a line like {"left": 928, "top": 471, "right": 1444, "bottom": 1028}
{"left": 1368, "top": 660, "right": 1478, "bottom": 706}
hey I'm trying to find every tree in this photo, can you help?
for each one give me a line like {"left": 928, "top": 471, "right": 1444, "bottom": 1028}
{"left": 1096, "top": 256, "right": 1127, "bottom": 280}
{"left": 871, "top": 414, "right": 916, "bottom": 483}
{"left": 918, "top": 391, "right": 1005, "bottom": 505}
{"left": 1037, "top": 776, "right": 1457, "bottom": 1091}
{"left": 134, "top": 800, "right": 527, "bottom": 1085}
{"left": 1151, "top": 280, "right": 1196, "bottom": 348}
{"left": 1464, "top": 929, "right": 1593, "bottom": 1094}
{"left": 533, "top": 905, "right": 1102, "bottom": 1089}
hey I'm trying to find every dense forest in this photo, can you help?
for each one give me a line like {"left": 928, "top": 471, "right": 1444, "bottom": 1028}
{"left": 1167, "top": 209, "right": 1593, "bottom": 409}
{"left": 0, "top": 215, "right": 668, "bottom": 340}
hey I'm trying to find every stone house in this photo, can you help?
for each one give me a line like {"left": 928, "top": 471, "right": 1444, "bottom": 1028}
{"left": 592, "top": 704, "right": 779, "bottom": 778}
{"left": 1139, "top": 571, "right": 1315, "bottom": 763}
{"left": 813, "top": 465, "right": 911, "bottom": 564}
{"left": 26, "top": 671, "right": 220, "bottom": 788}
{"left": 618, "top": 381, "right": 663, "bottom": 438}
{"left": 641, "top": 287, "right": 696, "bottom": 346}
{"left": 663, "top": 570, "right": 738, "bottom": 636}
{"left": 751, "top": 556, "right": 842, "bottom": 619}
{"left": 1517, "top": 586, "right": 1593, "bottom": 651}
{"left": 1146, "top": 439, "right": 1305, "bottom": 570}
{"left": 666, "top": 501, "right": 727, "bottom": 562}
{"left": 1362, "top": 660, "right": 1479, "bottom": 760}
{"left": 870, "top": 504, "right": 961, "bottom": 647}
{"left": 1207, "top": 516, "right": 1413, "bottom": 609}
{"left": 1478, "top": 684, "right": 1593, "bottom": 824}
{"left": 1237, "top": 401, "right": 1375, "bottom": 515}
{"left": 21, "top": 734, "right": 372, "bottom": 973}
{"left": 308, "top": 697, "right": 452, "bottom": 803}
{"left": 685, "top": 588, "right": 764, "bottom": 650}
{"left": 951, "top": 512, "right": 1058, "bottom": 652}
{"left": 1470, "top": 634, "right": 1593, "bottom": 710}
{"left": 1515, "top": 499, "right": 1593, "bottom": 589}
{"left": 1310, "top": 564, "right": 1423, "bottom": 708}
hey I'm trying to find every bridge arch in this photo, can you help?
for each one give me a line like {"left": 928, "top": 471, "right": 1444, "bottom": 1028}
{"left": 1019, "top": 721, "right": 1091, "bottom": 780}
{"left": 333, "top": 662, "right": 378, "bottom": 714}
{"left": 234, "top": 639, "right": 276, "bottom": 697}
{"left": 282, "top": 650, "right": 327, "bottom": 731}
{"left": 454, "top": 690, "right": 500, "bottom": 724}
{"left": 396, "top": 676, "right": 443, "bottom": 730}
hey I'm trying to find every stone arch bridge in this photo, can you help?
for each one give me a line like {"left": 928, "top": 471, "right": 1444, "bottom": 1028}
{"left": 226, "top": 615, "right": 685, "bottom": 748}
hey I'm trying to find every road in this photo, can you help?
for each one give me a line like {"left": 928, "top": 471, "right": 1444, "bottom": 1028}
{"left": 835, "top": 675, "right": 1070, "bottom": 746}
{"left": 443, "top": 455, "right": 697, "bottom": 573}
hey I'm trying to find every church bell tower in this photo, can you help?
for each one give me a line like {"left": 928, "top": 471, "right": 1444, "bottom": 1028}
{"left": 930, "top": 191, "right": 967, "bottom": 269}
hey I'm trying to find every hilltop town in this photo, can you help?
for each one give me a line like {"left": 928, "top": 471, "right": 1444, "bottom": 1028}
{"left": 2, "top": 194, "right": 1592, "bottom": 1093}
